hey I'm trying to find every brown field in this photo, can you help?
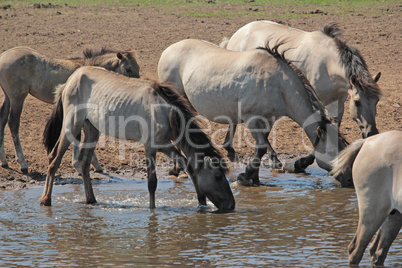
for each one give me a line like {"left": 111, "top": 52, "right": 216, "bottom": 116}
{"left": 0, "top": 3, "right": 400, "bottom": 190}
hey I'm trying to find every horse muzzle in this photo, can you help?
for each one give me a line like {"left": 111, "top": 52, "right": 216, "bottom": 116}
{"left": 362, "top": 126, "right": 379, "bottom": 138}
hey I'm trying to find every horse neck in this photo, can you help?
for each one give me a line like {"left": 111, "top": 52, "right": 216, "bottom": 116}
{"left": 54, "top": 58, "right": 83, "bottom": 73}
{"left": 283, "top": 86, "right": 323, "bottom": 146}
{"left": 180, "top": 146, "right": 205, "bottom": 175}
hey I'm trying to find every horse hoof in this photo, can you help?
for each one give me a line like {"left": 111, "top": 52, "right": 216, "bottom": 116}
{"left": 21, "top": 168, "right": 29, "bottom": 174}
{"left": 283, "top": 161, "right": 305, "bottom": 173}
{"left": 40, "top": 199, "right": 51, "bottom": 206}
{"left": 86, "top": 198, "right": 97, "bottom": 204}
{"left": 237, "top": 173, "right": 256, "bottom": 186}
{"left": 95, "top": 168, "right": 103, "bottom": 173}
{"left": 168, "top": 168, "right": 180, "bottom": 177}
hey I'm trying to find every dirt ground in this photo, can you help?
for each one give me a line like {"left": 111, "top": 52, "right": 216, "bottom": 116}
{"left": 0, "top": 3, "right": 400, "bottom": 191}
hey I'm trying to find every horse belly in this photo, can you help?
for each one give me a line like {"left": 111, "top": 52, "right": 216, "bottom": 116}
{"left": 87, "top": 105, "right": 147, "bottom": 142}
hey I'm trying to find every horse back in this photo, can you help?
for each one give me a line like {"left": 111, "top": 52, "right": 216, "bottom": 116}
{"left": 61, "top": 66, "right": 172, "bottom": 142}
{"left": 158, "top": 39, "right": 314, "bottom": 122}
{"left": 0, "top": 46, "right": 79, "bottom": 103}
{"left": 226, "top": 21, "right": 348, "bottom": 104}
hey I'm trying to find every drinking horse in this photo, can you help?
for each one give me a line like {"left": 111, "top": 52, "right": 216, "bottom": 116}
{"left": 331, "top": 130, "right": 401, "bottom": 265}
{"left": 158, "top": 39, "right": 351, "bottom": 187}
{"left": 220, "top": 21, "right": 382, "bottom": 171}
{"left": 42, "top": 66, "right": 235, "bottom": 211}
{"left": 0, "top": 46, "right": 140, "bottom": 173}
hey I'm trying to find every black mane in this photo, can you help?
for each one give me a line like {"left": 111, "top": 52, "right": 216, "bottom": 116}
{"left": 258, "top": 42, "right": 328, "bottom": 121}
{"left": 69, "top": 47, "right": 118, "bottom": 60}
{"left": 321, "top": 23, "right": 382, "bottom": 98}
{"left": 152, "top": 81, "right": 228, "bottom": 174}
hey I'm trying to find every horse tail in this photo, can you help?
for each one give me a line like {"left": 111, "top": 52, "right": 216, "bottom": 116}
{"left": 43, "top": 84, "right": 65, "bottom": 154}
{"left": 154, "top": 82, "right": 228, "bottom": 173}
{"left": 219, "top": 37, "right": 229, "bottom": 48}
{"left": 330, "top": 138, "right": 365, "bottom": 178}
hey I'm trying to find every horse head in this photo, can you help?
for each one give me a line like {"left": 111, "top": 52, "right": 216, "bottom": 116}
{"left": 196, "top": 157, "right": 235, "bottom": 212}
{"left": 349, "top": 73, "right": 382, "bottom": 138}
{"left": 312, "top": 115, "right": 353, "bottom": 186}
{"left": 115, "top": 49, "right": 140, "bottom": 78}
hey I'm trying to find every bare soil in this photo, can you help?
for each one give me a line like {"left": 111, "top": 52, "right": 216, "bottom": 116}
{"left": 0, "top": 3, "right": 400, "bottom": 191}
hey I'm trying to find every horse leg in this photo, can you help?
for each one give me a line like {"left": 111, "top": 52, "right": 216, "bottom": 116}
{"left": 369, "top": 210, "right": 402, "bottom": 266}
{"left": 264, "top": 120, "right": 282, "bottom": 169}
{"left": 90, "top": 152, "right": 103, "bottom": 173}
{"left": 160, "top": 146, "right": 207, "bottom": 207}
{"left": 78, "top": 122, "right": 99, "bottom": 204}
{"left": 8, "top": 96, "right": 29, "bottom": 173}
{"left": 237, "top": 119, "right": 270, "bottom": 186}
{"left": 145, "top": 148, "right": 157, "bottom": 209}
{"left": 83, "top": 122, "right": 103, "bottom": 173}
{"left": 284, "top": 153, "right": 315, "bottom": 173}
{"left": 72, "top": 132, "right": 83, "bottom": 175}
{"left": 222, "top": 124, "right": 238, "bottom": 162}
{"left": 0, "top": 94, "right": 10, "bottom": 168}
{"left": 349, "top": 206, "right": 389, "bottom": 265}
{"left": 40, "top": 133, "right": 72, "bottom": 206}
{"left": 72, "top": 129, "right": 103, "bottom": 175}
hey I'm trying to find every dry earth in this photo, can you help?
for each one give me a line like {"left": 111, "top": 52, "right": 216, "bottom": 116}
{"left": 0, "top": 3, "right": 400, "bottom": 191}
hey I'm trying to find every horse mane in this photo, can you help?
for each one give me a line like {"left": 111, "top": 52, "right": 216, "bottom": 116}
{"left": 150, "top": 80, "right": 228, "bottom": 174}
{"left": 321, "top": 23, "right": 382, "bottom": 98}
{"left": 258, "top": 42, "right": 328, "bottom": 121}
{"left": 69, "top": 47, "right": 137, "bottom": 60}
{"left": 257, "top": 42, "right": 352, "bottom": 146}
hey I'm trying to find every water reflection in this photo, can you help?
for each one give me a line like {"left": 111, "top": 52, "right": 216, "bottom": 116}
{"left": 0, "top": 166, "right": 400, "bottom": 267}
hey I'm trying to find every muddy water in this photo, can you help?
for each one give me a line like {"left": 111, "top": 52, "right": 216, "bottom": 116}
{"left": 0, "top": 166, "right": 401, "bottom": 267}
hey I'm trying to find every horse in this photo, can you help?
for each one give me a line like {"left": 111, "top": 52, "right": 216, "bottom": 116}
{"left": 0, "top": 46, "right": 140, "bottom": 174}
{"left": 220, "top": 21, "right": 382, "bottom": 170}
{"left": 331, "top": 130, "right": 401, "bottom": 266}
{"left": 41, "top": 66, "right": 235, "bottom": 211}
{"left": 158, "top": 39, "right": 352, "bottom": 187}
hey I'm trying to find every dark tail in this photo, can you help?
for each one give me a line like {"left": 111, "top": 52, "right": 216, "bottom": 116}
{"left": 154, "top": 83, "right": 228, "bottom": 174}
{"left": 43, "top": 92, "right": 64, "bottom": 154}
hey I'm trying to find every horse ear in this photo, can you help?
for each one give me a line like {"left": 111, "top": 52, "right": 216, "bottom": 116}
{"left": 117, "top": 52, "right": 123, "bottom": 60}
{"left": 350, "top": 75, "right": 359, "bottom": 86}
{"left": 373, "top": 72, "right": 381, "bottom": 83}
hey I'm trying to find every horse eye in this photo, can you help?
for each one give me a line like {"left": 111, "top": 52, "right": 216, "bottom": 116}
{"left": 126, "top": 68, "right": 132, "bottom": 73}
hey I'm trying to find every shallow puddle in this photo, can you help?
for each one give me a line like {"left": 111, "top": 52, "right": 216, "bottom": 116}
{"left": 0, "top": 165, "right": 401, "bottom": 267}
